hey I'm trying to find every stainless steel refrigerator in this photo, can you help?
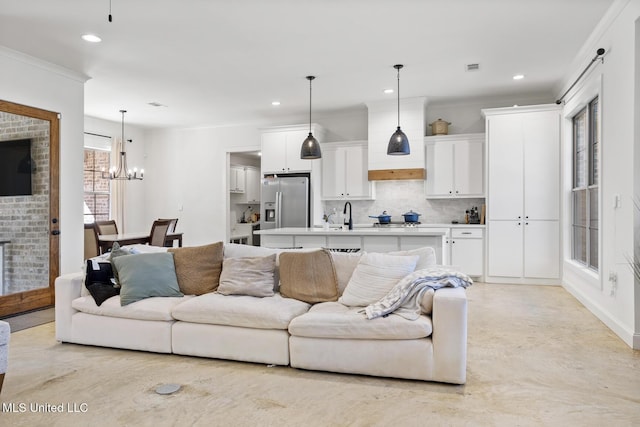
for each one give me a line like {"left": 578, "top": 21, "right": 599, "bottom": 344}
{"left": 260, "top": 175, "right": 309, "bottom": 230}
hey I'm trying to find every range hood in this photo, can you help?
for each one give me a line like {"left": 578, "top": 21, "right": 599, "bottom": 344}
{"left": 366, "top": 97, "right": 427, "bottom": 181}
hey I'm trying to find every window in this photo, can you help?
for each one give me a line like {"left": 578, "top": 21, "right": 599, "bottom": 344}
{"left": 572, "top": 97, "right": 599, "bottom": 270}
{"left": 83, "top": 148, "right": 111, "bottom": 223}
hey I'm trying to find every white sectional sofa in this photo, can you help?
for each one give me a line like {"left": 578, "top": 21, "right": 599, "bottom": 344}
{"left": 55, "top": 243, "right": 469, "bottom": 384}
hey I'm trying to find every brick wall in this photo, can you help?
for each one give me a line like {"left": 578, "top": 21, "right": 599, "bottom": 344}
{"left": 0, "top": 112, "right": 50, "bottom": 295}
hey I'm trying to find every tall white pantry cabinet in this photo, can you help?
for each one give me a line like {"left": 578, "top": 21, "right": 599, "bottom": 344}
{"left": 483, "top": 104, "right": 561, "bottom": 284}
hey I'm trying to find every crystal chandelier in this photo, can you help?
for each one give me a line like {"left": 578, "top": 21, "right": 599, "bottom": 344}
{"left": 102, "top": 110, "right": 143, "bottom": 180}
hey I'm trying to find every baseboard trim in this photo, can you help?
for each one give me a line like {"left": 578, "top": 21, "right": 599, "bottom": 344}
{"left": 563, "top": 278, "right": 638, "bottom": 350}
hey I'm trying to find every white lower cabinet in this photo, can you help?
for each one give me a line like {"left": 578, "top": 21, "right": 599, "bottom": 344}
{"left": 446, "top": 228, "right": 484, "bottom": 278}
{"left": 487, "top": 220, "right": 559, "bottom": 280}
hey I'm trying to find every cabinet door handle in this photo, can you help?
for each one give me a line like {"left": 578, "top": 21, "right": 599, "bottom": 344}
{"left": 518, "top": 222, "right": 521, "bottom": 226}
{"left": 461, "top": 232, "right": 472, "bottom": 235}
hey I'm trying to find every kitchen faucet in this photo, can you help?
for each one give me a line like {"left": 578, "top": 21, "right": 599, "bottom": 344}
{"left": 343, "top": 201, "right": 353, "bottom": 230}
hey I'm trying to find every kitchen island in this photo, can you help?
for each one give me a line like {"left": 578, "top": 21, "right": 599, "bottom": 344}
{"left": 256, "top": 223, "right": 486, "bottom": 277}
{"left": 256, "top": 225, "right": 451, "bottom": 264}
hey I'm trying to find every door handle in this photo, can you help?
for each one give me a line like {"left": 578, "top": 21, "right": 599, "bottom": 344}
{"left": 51, "top": 230, "right": 61, "bottom": 235}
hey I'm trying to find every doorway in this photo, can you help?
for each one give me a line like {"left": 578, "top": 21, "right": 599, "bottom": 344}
{"left": 228, "top": 150, "right": 261, "bottom": 246}
{"left": 0, "top": 100, "right": 60, "bottom": 317}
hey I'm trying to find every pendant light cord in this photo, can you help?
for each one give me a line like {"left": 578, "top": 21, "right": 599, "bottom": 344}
{"left": 393, "top": 64, "right": 403, "bottom": 128}
{"left": 309, "top": 76, "right": 313, "bottom": 134}
{"left": 108, "top": 0, "right": 113, "bottom": 22}
{"left": 396, "top": 67, "right": 400, "bottom": 128}
{"left": 306, "top": 76, "right": 315, "bottom": 134}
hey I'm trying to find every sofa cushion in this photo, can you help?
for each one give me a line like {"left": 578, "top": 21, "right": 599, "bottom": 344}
{"left": 217, "top": 254, "right": 276, "bottom": 297}
{"left": 338, "top": 252, "right": 418, "bottom": 307}
{"left": 278, "top": 250, "right": 338, "bottom": 304}
{"left": 288, "top": 302, "right": 432, "bottom": 340}
{"left": 171, "top": 292, "right": 310, "bottom": 330}
{"left": 112, "top": 252, "right": 183, "bottom": 306}
{"left": 72, "top": 294, "right": 193, "bottom": 321}
{"left": 169, "top": 242, "right": 224, "bottom": 295}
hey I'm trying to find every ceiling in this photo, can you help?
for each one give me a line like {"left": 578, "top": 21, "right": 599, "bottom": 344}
{"left": 0, "top": 0, "right": 614, "bottom": 129}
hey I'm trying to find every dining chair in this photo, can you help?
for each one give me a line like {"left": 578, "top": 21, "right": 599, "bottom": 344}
{"left": 95, "top": 220, "right": 119, "bottom": 235}
{"left": 158, "top": 218, "right": 178, "bottom": 234}
{"left": 149, "top": 219, "right": 173, "bottom": 247}
{"left": 84, "top": 223, "right": 100, "bottom": 259}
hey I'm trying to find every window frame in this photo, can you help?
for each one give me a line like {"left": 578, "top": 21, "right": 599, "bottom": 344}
{"left": 83, "top": 147, "right": 111, "bottom": 224}
{"left": 571, "top": 96, "right": 599, "bottom": 272}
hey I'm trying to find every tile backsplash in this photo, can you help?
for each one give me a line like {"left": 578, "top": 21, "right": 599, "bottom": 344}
{"left": 322, "top": 180, "right": 484, "bottom": 225}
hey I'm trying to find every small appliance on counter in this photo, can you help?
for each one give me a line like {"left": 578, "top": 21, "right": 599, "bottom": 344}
{"left": 465, "top": 206, "right": 481, "bottom": 224}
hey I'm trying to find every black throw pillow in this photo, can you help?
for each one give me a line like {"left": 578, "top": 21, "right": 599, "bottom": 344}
{"left": 86, "top": 282, "right": 120, "bottom": 306}
{"left": 85, "top": 261, "right": 120, "bottom": 306}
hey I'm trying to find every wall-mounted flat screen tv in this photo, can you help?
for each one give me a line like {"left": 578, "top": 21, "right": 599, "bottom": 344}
{"left": 0, "top": 138, "right": 33, "bottom": 196}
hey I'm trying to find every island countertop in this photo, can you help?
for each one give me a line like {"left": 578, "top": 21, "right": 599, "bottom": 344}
{"left": 255, "top": 223, "right": 483, "bottom": 237}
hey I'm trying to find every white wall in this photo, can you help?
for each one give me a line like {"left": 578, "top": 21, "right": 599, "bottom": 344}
{"left": 144, "top": 126, "right": 261, "bottom": 246}
{"left": 560, "top": 0, "right": 640, "bottom": 349}
{"left": 0, "top": 47, "right": 87, "bottom": 275}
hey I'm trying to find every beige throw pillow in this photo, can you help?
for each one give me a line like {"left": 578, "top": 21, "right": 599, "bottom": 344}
{"left": 217, "top": 254, "right": 277, "bottom": 297}
{"left": 338, "top": 252, "right": 419, "bottom": 307}
{"left": 279, "top": 250, "right": 338, "bottom": 303}
{"left": 169, "top": 242, "right": 224, "bottom": 295}
{"left": 328, "top": 251, "right": 362, "bottom": 296}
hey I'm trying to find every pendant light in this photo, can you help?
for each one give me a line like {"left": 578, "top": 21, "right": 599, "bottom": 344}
{"left": 101, "top": 110, "right": 144, "bottom": 180}
{"left": 300, "top": 75, "right": 322, "bottom": 159}
{"left": 387, "top": 64, "right": 410, "bottom": 155}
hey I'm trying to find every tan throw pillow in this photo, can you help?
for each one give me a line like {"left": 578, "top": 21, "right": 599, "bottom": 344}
{"left": 338, "top": 252, "right": 419, "bottom": 307}
{"left": 279, "top": 250, "right": 339, "bottom": 304}
{"left": 168, "top": 242, "right": 224, "bottom": 295}
{"left": 217, "top": 254, "right": 277, "bottom": 297}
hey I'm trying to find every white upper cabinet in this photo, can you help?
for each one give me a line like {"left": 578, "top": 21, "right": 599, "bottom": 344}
{"left": 486, "top": 108, "right": 560, "bottom": 222}
{"left": 230, "top": 166, "right": 260, "bottom": 203}
{"left": 243, "top": 166, "right": 261, "bottom": 203}
{"left": 261, "top": 124, "right": 325, "bottom": 174}
{"left": 425, "top": 133, "right": 484, "bottom": 198}
{"left": 321, "top": 141, "right": 373, "bottom": 200}
{"left": 229, "top": 165, "right": 246, "bottom": 193}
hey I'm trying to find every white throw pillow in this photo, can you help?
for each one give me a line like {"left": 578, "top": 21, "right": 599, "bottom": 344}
{"left": 338, "top": 252, "right": 419, "bottom": 307}
{"left": 328, "top": 251, "right": 363, "bottom": 295}
{"left": 389, "top": 246, "right": 437, "bottom": 270}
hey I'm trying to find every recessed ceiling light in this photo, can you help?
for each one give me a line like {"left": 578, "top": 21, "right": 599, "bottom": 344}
{"left": 513, "top": 74, "right": 525, "bottom": 80}
{"left": 81, "top": 34, "right": 102, "bottom": 43}
{"left": 271, "top": 101, "right": 281, "bottom": 106}
{"left": 384, "top": 89, "right": 394, "bottom": 94}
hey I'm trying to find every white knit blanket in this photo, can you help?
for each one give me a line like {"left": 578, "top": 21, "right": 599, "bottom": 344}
{"left": 363, "top": 267, "right": 473, "bottom": 320}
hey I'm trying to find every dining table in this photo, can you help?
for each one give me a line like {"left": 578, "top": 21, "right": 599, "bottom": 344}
{"left": 98, "top": 232, "right": 183, "bottom": 253}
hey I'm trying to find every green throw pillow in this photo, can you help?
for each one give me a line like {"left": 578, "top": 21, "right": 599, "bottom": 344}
{"left": 112, "top": 252, "right": 183, "bottom": 306}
